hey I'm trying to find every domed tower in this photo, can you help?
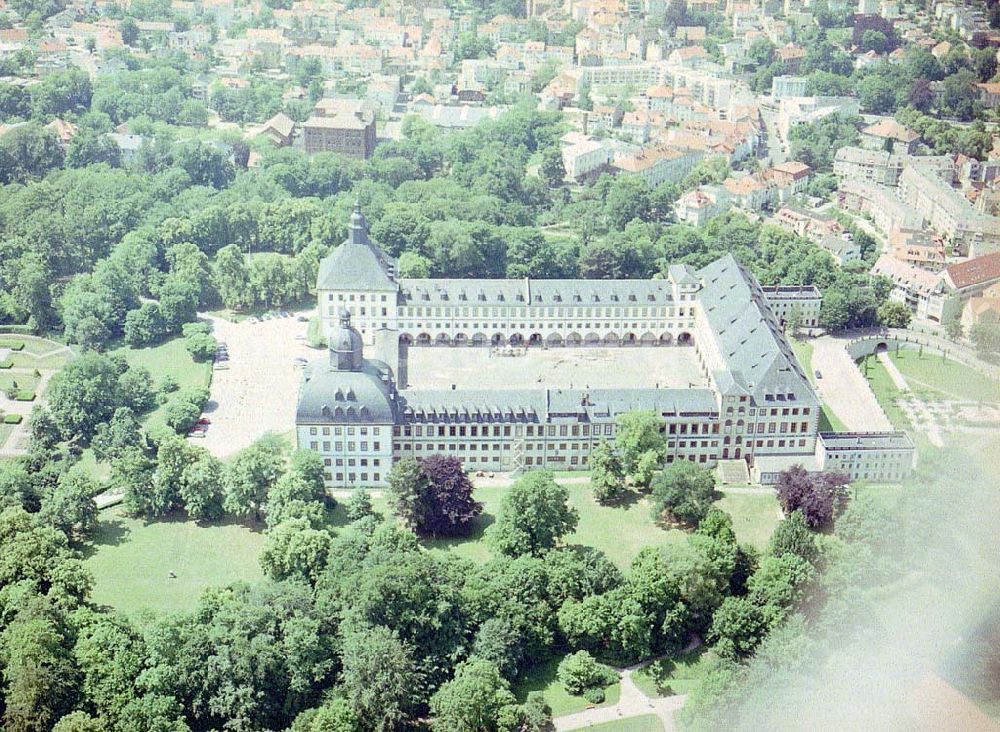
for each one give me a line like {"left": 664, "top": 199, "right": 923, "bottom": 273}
{"left": 330, "top": 309, "right": 364, "bottom": 371}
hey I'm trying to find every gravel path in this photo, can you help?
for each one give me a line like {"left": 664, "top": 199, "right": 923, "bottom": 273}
{"left": 877, "top": 351, "right": 910, "bottom": 392}
{"left": 553, "top": 669, "right": 685, "bottom": 731}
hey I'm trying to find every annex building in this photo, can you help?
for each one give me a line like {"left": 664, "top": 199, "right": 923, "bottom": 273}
{"left": 297, "top": 205, "right": 830, "bottom": 488}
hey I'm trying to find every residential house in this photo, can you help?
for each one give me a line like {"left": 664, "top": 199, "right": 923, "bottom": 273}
{"left": 302, "top": 99, "right": 376, "bottom": 159}
{"left": 872, "top": 253, "right": 950, "bottom": 322}
{"left": 612, "top": 144, "right": 704, "bottom": 187}
{"left": 860, "top": 118, "right": 920, "bottom": 154}
{"left": 675, "top": 184, "right": 731, "bottom": 225}
{"left": 257, "top": 112, "right": 296, "bottom": 147}
{"left": 889, "top": 229, "right": 947, "bottom": 271}
{"left": 960, "top": 282, "right": 1000, "bottom": 332}
{"left": 817, "top": 233, "right": 861, "bottom": 265}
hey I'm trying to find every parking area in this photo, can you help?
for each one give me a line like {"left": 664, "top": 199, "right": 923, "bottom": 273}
{"left": 405, "top": 345, "right": 706, "bottom": 391}
{"left": 198, "top": 311, "right": 317, "bottom": 457}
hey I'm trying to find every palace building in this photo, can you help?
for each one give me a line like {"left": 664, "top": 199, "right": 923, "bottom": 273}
{"left": 296, "top": 204, "right": 828, "bottom": 488}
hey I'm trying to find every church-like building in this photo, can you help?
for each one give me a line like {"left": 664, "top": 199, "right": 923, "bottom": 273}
{"left": 296, "top": 204, "right": 832, "bottom": 488}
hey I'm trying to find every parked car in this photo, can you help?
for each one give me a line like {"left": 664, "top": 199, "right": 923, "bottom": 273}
{"left": 296, "top": 315, "right": 309, "bottom": 323}
{"left": 248, "top": 316, "right": 259, "bottom": 324}
{"left": 196, "top": 417, "right": 211, "bottom": 426}
{"left": 814, "top": 370, "right": 822, "bottom": 379}
{"left": 188, "top": 427, "right": 206, "bottom": 438}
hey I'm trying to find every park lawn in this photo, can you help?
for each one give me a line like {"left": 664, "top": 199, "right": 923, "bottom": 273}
{"left": 9, "top": 349, "right": 72, "bottom": 371}
{"left": 631, "top": 647, "right": 708, "bottom": 698}
{"left": 0, "top": 423, "right": 14, "bottom": 447}
{"left": 514, "top": 655, "right": 621, "bottom": 717}
{"left": 860, "top": 355, "right": 913, "bottom": 431}
{"left": 888, "top": 350, "right": 999, "bottom": 403}
{"left": 567, "top": 715, "right": 663, "bottom": 732}
{"left": 84, "top": 506, "right": 266, "bottom": 618}
{"left": 714, "top": 492, "right": 781, "bottom": 551}
{"left": 114, "top": 338, "right": 212, "bottom": 430}
{"left": 423, "top": 482, "right": 687, "bottom": 570}
{"left": 0, "top": 372, "right": 40, "bottom": 394}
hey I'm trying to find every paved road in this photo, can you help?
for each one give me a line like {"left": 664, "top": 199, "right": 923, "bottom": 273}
{"left": 553, "top": 668, "right": 685, "bottom": 731}
{"left": 810, "top": 335, "right": 892, "bottom": 431}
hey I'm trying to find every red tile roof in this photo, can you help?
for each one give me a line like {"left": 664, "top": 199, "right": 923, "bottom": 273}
{"left": 945, "top": 251, "right": 1000, "bottom": 290}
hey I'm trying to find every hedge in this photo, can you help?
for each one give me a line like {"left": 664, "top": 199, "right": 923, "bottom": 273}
{"left": 0, "top": 360, "right": 11, "bottom": 369}
{"left": 14, "top": 390, "right": 35, "bottom": 401}
{"left": 3, "top": 414, "right": 22, "bottom": 424}
{"left": 0, "top": 341, "right": 24, "bottom": 351}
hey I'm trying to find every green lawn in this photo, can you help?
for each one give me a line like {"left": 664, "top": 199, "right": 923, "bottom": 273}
{"left": 0, "top": 423, "right": 14, "bottom": 447}
{"left": 859, "top": 355, "right": 912, "bottom": 431}
{"left": 887, "top": 350, "right": 999, "bottom": 403}
{"left": 113, "top": 338, "right": 212, "bottom": 430}
{"left": 631, "top": 647, "right": 708, "bottom": 698}
{"left": 513, "top": 655, "right": 621, "bottom": 717}
{"left": 423, "top": 482, "right": 687, "bottom": 570}
{"left": 714, "top": 492, "right": 781, "bottom": 550}
{"left": 84, "top": 507, "right": 266, "bottom": 618}
{"left": 0, "top": 372, "right": 39, "bottom": 393}
{"left": 567, "top": 715, "right": 663, "bottom": 732}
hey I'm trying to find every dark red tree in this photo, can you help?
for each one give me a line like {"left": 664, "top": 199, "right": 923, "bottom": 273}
{"left": 776, "top": 465, "right": 850, "bottom": 529}
{"left": 413, "top": 455, "right": 483, "bottom": 537}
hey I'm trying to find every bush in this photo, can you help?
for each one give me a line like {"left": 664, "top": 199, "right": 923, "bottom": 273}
{"left": 3, "top": 414, "right": 23, "bottom": 424}
{"left": 0, "top": 360, "right": 11, "bottom": 369}
{"left": 185, "top": 332, "right": 217, "bottom": 362}
{"left": 15, "top": 390, "right": 35, "bottom": 401}
{"left": 557, "top": 651, "right": 618, "bottom": 696}
{"left": 582, "top": 687, "right": 605, "bottom": 704}
{"left": 182, "top": 321, "right": 213, "bottom": 337}
{"left": 164, "top": 399, "right": 201, "bottom": 433}
{"left": 160, "top": 374, "right": 179, "bottom": 393}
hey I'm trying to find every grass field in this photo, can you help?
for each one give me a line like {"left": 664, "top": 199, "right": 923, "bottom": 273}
{"left": 424, "top": 482, "right": 687, "bottom": 570}
{"left": 84, "top": 507, "right": 266, "bottom": 617}
{"left": 513, "top": 655, "right": 621, "bottom": 717}
{"left": 114, "top": 338, "right": 213, "bottom": 430}
{"left": 859, "top": 355, "right": 912, "bottom": 431}
{"left": 715, "top": 491, "right": 781, "bottom": 550}
{"left": 887, "top": 350, "right": 999, "bottom": 403}
{"left": 0, "top": 372, "right": 39, "bottom": 393}
{"left": 632, "top": 647, "right": 708, "bottom": 698}
{"left": 567, "top": 715, "right": 663, "bottom": 732}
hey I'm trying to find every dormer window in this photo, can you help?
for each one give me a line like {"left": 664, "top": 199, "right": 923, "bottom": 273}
{"left": 628, "top": 294, "right": 636, "bottom": 301}
{"left": 573, "top": 294, "right": 582, "bottom": 302}
{"left": 346, "top": 388, "right": 356, "bottom": 401}
{"left": 478, "top": 292, "right": 486, "bottom": 301}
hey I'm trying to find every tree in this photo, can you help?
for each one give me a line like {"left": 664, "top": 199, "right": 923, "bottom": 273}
{"left": 291, "top": 700, "right": 358, "bottom": 732}
{"left": 768, "top": 510, "right": 819, "bottom": 564}
{"left": 41, "top": 472, "right": 98, "bottom": 542}
{"left": 52, "top": 712, "right": 106, "bottom": 732}
{"left": 92, "top": 408, "right": 144, "bottom": 462}
{"left": 860, "top": 30, "right": 888, "bottom": 54}
{"left": 650, "top": 460, "right": 717, "bottom": 526}
{"left": 429, "top": 658, "right": 519, "bottom": 732}
{"left": 260, "top": 517, "right": 331, "bottom": 584}
{"left": 184, "top": 332, "right": 217, "bottom": 361}
{"left": 970, "top": 319, "right": 1000, "bottom": 358}
{"left": 340, "top": 626, "right": 418, "bottom": 732}
{"left": 224, "top": 434, "right": 287, "bottom": 521}
{"left": 557, "top": 650, "right": 618, "bottom": 698}
{"left": 397, "top": 250, "right": 432, "bottom": 278}
{"left": 707, "top": 596, "right": 769, "bottom": 659}
{"left": 1, "top": 598, "right": 80, "bottom": 732}
{"left": 123, "top": 302, "right": 167, "bottom": 346}
{"left": 0, "top": 122, "right": 64, "bottom": 183}
{"left": 877, "top": 300, "right": 911, "bottom": 329}
{"left": 47, "top": 352, "right": 122, "bottom": 442}
{"left": 178, "top": 449, "right": 225, "bottom": 521}
{"left": 589, "top": 440, "right": 626, "bottom": 504}
{"left": 614, "top": 411, "right": 665, "bottom": 488}
{"left": 858, "top": 75, "right": 896, "bottom": 114}
{"left": 346, "top": 489, "right": 379, "bottom": 522}
{"left": 214, "top": 244, "right": 252, "bottom": 310}
{"left": 120, "top": 17, "right": 138, "bottom": 45}
{"left": 539, "top": 146, "right": 565, "bottom": 188}
{"left": 775, "top": 466, "right": 849, "bottom": 529}
{"left": 488, "top": 471, "right": 578, "bottom": 557}
{"left": 388, "top": 455, "right": 482, "bottom": 537}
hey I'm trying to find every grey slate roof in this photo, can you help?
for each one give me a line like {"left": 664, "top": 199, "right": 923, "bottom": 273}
{"left": 316, "top": 204, "right": 398, "bottom": 292}
{"left": 398, "top": 278, "right": 678, "bottom": 306}
{"left": 697, "top": 254, "right": 817, "bottom": 407}
{"left": 395, "top": 387, "right": 718, "bottom": 423}
{"left": 296, "top": 358, "right": 397, "bottom": 424}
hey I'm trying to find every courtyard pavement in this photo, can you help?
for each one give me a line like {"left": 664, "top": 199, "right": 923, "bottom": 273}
{"left": 810, "top": 335, "right": 892, "bottom": 432}
{"left": 199, "top": 313, "right": 317, "bottom": 458}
